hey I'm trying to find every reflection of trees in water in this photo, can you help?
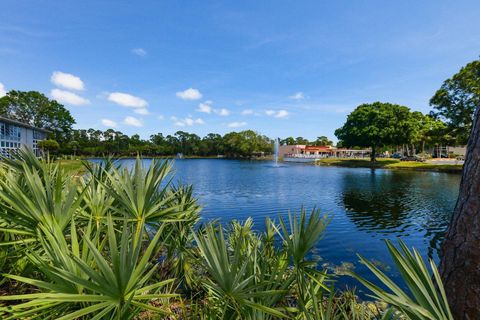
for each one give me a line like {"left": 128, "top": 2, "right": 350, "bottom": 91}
{"left": 341, "top": 170, "right": 412, "bottom": 233}
{"left": 339, "top": 170, "right": 458, "bottom": 258}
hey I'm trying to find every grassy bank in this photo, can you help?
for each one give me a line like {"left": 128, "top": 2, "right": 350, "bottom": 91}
{"left": 56, "top": 159, "right": 85, "bottom": 174}
{"left": 316, "top": 158, "right": 463, "bottom": 173}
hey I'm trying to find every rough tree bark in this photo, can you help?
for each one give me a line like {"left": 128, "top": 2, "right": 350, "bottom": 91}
{"left": 440, "top": 106, "right": 480, "bottom": 320}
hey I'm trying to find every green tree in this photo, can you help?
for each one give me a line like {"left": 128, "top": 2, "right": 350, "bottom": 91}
{"left": 430, "top": 59, "right": 480, "bottom": 145}
{"left": 295, "top": 137, "right": 309, "bottom": 145}
{"left": 223, "top": 130, "right": 272, "bottom": 158}
{"left": 38, "top": 139, "right": 60, "bottom": 156}
{"left": 200, "top": 133, "right": 224, "bottom": 156}
{"left": 313, "top": 136, "right": 333, "bottom": 146}
{"left": 335, "top": 102, "right": 411, "bottom": 162}
{"left": 0, "top": 90, "right": 75, "bottom": 143}
{"left": 281, "top": 137, "right": 296, "bottom": 145}
{"left": 68, "top": 140, "right": 80, "bottom": 156}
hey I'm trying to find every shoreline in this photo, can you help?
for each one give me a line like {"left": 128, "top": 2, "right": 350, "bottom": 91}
{"left": 57, "top": 157, "right": 463, "bottom": 174}
{"left": 314, "top": 158, "right": 463, "bottom": 173}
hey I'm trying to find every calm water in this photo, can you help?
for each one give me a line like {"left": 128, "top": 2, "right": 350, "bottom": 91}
{"left": 98, "top": 158, "right": 461, "bottom": 294}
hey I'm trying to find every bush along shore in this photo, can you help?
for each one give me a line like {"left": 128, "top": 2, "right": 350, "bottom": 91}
{"left": 0, "top": 149, "right": 453, "bottom": 319}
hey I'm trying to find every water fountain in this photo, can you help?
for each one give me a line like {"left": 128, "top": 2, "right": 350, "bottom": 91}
{"left": 274, "top": 138, "right": 280, "bottom": 166}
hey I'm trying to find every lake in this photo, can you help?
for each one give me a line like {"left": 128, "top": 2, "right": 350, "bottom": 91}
{"left": 100, "top": 158, "right": 461, "bottom": 294}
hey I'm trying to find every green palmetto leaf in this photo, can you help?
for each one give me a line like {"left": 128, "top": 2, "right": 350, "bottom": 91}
{"left": 275, "top": 208, "right": 330, "bottom": 319}
{"left": 0, "top": 215, "right": 177, "bottom": 319}
{"left": 102, "top": 157, "right": 197, "bottom": 229}
{"left": 194, "top": 222, "right": 291, "bottom": 319}
{"left": 0, "top": 156, "right": 82, "bottom": 236}
{"left": 352, "top": 239, "right": 453, "bottom": 320}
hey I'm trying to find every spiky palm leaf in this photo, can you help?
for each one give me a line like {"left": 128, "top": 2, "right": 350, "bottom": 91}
{"left": 352, "top": 240, "right": 453, "bottom": 320}
{"left": 194, "top": 223, "right": 290, "bottom": 319}
{"left": 0, "top": 216, "right": 177, "bottom": 319}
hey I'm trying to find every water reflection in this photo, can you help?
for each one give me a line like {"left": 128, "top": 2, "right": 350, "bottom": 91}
{"left": 339, "top": 169, "right": 459, "bottom": 259}
{"left": 340, "top": 171, "right": 413, "bottom": 233}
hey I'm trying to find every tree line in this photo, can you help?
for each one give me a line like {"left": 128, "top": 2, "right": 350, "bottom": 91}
{"left": 67, "top": 129, "right": 273, "bottom": 158}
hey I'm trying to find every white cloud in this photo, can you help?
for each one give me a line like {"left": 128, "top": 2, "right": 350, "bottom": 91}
{"left": 108, "top": 92, "right": 148, "bottom": 108}
{"left": 289, "top": 92, "right": 304, "bottom": 100}
{"left": 227, "top": 121, "right": 247, "bottom": 128}
{"left": 101, "top": 119, "right": 117, "bottom": 128}
{"left": 176, "top": 88, "right": 202, "bottom": 100}
{"left": 123, "top": 116, "right": 143, "bottom": 127}
{"left": 275, "top": 110, "right": 289, "bottom": 118}
{"left": 241, "top": 109, "right": 254, "bottom": 115}
{"left": 197, "top": 100, "right": 213, "bottom": 113}
{"left": 172, "top": 116, "right": 205, "bottom": 127}
{"left": 265, "top": 109, "right": 289, "bottom": 118}
{"left": 51, "top": 89, "right": 90, "bottom": 106}
{"left": 132, "top": 48, "right": 147, "bottom": 56}
{"left": 215, "top": 108, "right": 230, "bottom": 116}
{"left": 133, "top": 108, "right": 150, "bottom": 115}
{"left": 0, "top": 82, "right": 6, "bottom": 97}
{"left": 157, "top": 115, "right": 165, "bottom": 120}
{"left": 51, "top": 71, "right": 85, "bottom": 91}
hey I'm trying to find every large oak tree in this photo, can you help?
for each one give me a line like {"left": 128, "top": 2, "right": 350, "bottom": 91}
{"left": 334, "top": 102, "right": 413, "bottom": 162}
{"left": 430, "top": 59, "right": 480, "bottom": 145}
{"left": 0, "top": 90, "right": 75, "bottom": 143}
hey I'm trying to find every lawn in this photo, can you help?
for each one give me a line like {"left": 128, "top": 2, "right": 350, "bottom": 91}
{"left": 316, "top": 158, "right": 463, "bottom": 173}
{"left": 56, "top": 159, "right": 86, "bottom": 175}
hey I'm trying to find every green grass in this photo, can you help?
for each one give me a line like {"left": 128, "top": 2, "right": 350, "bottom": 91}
{"left": 316, "top": 158, "right": 463, "bottom": 173}
{"left": 56, "top": 159, "right": 85, "bottom": 175}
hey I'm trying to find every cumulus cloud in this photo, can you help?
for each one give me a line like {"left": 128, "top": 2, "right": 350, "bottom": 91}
{"left": 241, "top": 109, "right": 254, "bottom": 115}
{"left": 289, "top": 92, "right": 304, "bottom": 100}
{"left": 108, "top": 92, "right": 148, "bottom": 108}
{"left": 275, "top": 110, "right": 289, "bottom": 118}
{"left": 176, "top": 88, "right": 202, "bottom": 100}
{"left": 265, "top": 109, "right": 289, "bottom": 118}
{"left": 157, "top": 115, "right": 165, "bottom": 120}
{"left": 215, "top": 108, "right": 230, "bottom": 116}
{"left": 197, "top": 100, "right": 213, "bottom": 113}
{"left": 101, "top": 119, "right": 117, "bottom": 128}
{"left": 51, "top": 89, "right": 90, "bottom": 106}
{"left": 132, "top": 48, "right": 147, "bottom": 56}
{"left": 133, "top": 108, "right": 150, "bottom": 115}
{"left": 0, "top": 82, "right": 6, "bottom": 97}
{"left": 227, "top": 121, "right": 247, "bottom": 128}
{"left": 171, "top": 116, "right": 205, "bottom": 127}
{"left": 51, "top": 71, "right": 85, "bottom": 91}
{"left": 123, "top": 116, "right": 143, "bottom": 127}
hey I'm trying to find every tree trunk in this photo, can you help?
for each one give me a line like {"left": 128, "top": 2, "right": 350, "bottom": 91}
{"left": 440, "top": 106, "right": 480, "bottom": 319}
{"left": 370, "top": 145, "right": 376, "bottom": 162}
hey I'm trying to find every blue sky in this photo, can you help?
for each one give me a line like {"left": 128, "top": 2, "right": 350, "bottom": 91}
{"left": 0, "top": 1, "right": 479, "bottom": 141}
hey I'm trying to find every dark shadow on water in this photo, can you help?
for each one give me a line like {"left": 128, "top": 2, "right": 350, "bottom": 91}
{"left": 338, "top": 170, "right": 458, "bottom": 259}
